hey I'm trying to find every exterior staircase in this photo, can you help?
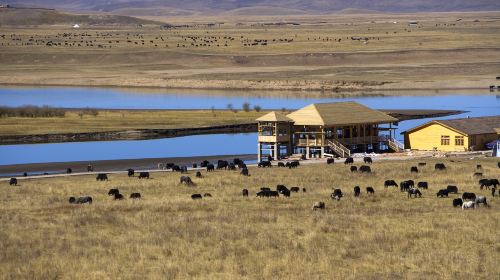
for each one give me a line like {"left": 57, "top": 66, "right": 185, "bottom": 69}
{"left": 326, "top": 139, "right": 351, "bottom": 158}
{"left": 387, "top": 137, "right": 405, "bottom": 152}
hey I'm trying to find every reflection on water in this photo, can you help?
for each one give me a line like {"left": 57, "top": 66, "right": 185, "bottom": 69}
{"left": 0, "top": 87, "right": 499, "bottom": 165}
{"left": 0, "top": 86, "right": 498, "bottom": 111}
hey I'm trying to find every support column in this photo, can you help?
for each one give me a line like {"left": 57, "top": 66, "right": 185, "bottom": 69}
{"left": 273, "top": 143, "right": 278, "bottom": 160}
{"left": 306, "top": 146, "right": 310, "bottom": 159}
{"left": 257, "top": 143, "right": 262, "bottom": 162}
{"left": 320, "top": 146, "right": 325, "bottom": 158}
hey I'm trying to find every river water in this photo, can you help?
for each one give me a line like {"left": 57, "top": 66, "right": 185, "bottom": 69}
{"left": 1, "top": 87, "right": 499, "bottom": 165}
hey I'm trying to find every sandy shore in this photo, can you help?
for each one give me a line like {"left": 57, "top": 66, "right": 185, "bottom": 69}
{"left": 0, "top": 154, "right": 257, "bottom": 177}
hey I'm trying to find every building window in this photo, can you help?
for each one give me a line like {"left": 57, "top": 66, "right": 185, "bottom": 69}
{"left": 441, "top": 135, "right": 450, "bottom": 145}
{"left": 455, "top": 136, "right": 464, "bottom": 146}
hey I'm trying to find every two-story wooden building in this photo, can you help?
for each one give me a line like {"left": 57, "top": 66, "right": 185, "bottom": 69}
{"left": 403, "top": 116, "right": 500, "bottom": 152}
{"left": 256, "top": 102, "right": 403, "bottom": 161}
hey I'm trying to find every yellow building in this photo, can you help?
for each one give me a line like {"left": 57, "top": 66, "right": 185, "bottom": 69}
{"left": 403, "top": 116, "right": 500, "bottom": 152}
{"left": 256, "top": 102, "right": 402, "bottom": 161}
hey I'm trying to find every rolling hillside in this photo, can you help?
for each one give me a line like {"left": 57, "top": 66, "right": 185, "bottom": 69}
{"left": 6, "top": 0, "right": 500, "bottom": 16}
{"left": 0, "top": 7, "right": 161, "bottom": 25}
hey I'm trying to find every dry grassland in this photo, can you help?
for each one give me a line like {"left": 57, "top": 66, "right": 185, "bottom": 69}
{"left": 0, "top": 109, "right": 266, "bottom": 136}
{"left": 0, "top": 157, "right": 498, "bottom": 279}
{"left": 1, "top": 12, "right": 499, "bottom": 91}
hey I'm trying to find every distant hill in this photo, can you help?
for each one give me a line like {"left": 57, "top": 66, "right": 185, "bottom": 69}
{"left": 5, "top": 0, "right": 500, "bottom": 15}
{"left": 0, "top": 7, "right": 161, "bottom": 25}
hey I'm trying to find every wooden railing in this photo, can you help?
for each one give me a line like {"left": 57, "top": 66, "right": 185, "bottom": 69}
{"left": 387, "top": 138, "right": 404, "bottom": 152}
{"left": 326, "top": 139, "right": 351, "bottom": 158}
{"left": 295, "top": 138, "right": 324, "bottom": 146}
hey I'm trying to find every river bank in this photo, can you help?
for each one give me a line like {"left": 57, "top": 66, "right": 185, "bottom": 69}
{"left": 0, "top": 154, "right": 257, "bottom": 177}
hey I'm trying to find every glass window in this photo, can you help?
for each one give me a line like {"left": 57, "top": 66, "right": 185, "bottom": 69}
{"left": 441, "top": 135, "right": 450, "bottom": 145}
{"left": 455, "top": 136, "right": 464, "bottom": 146}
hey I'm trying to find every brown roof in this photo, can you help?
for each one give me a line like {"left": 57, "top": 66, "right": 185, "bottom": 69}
{"left": 405, "top": 115, "right": 500, "bottom": 135}
{"left": 285, "top": 102, "right": 397, "bottom": 126}
{"left": 256, "top": 111, "right": 293, "bottom": 122}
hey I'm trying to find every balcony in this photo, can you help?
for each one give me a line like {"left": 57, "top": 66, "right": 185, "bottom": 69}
{"left": 294, "top": 135, "right": 389, "bottom": 147}
{"left": 258, "top": 135, "right": 291, "bottom": 143}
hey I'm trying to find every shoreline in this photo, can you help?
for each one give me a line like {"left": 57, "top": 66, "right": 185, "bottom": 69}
{"left": 0, "top": 81, "right": 495, "bottom": 94}
{"left": 0, "top": 154, "right": 257, "bottom": 177}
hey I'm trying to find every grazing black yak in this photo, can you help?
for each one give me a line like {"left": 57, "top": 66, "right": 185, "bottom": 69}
{"left": 363, "top": 157, "right": 373, "bottom": 164}
{"left": 66, "top": 168, "right": 72, "bottom": 174}
{"left": 436, "top": 189, "right": 449, "bottom": 197}
{"left": 69, "top": 197, "right": 76, "bottom": 204}
{"left": 114, "top": 193, "right": 124, "bottom": 200}
{"left": 240, "top": 168, "right": 250, "bottom": 176}
{"left": 127, "top": 168, "right": 135, "bottom": 177}
{"left": 359, "top": 165, "right": 371, "bottom": 173}
{"left": 286, "top": 161, "right": 300, "bottom": 169}
{"left": 417, "top": 182, "right": 428, "bottom": 189}
{"left": 400, "top": 180, "right": 414, "bottom": 192}
{"left": 353, "top": 186, "right": 360, "bottom": 197}
{"left": 195, "top": 171, "right": 202, "bottom": 178}
{"left": 138, "top": 172, "right": 150, "bottom": 179}
{"left": 277, "top": 162, "right": 286, "bottom": 167}
{"left": 446, "top": 185, "right": 458, "bottom": 194}
{"left": 290, "top": 187, "right": 300, "bottom": 193}
{"left": 217, "top": 160, "right": 229, "bottom": 170}
{"left": 350, "top": 166, "right": 357, "bottom": 172}
{"left": 9, "top": 178, "right": 17, "bottom": 186}
{"left": 130, "top": 193, "right": 141, "bottom": 199}
{"left": 108, "top": 188, "right": 120, "bottom": 196}
{"left": 257, "top": 190, "right": 279, "bottom": 197}
{"left": 203, "top": 193, "right": 212, "bottom": 197}
{"left": 96, "top": 173, "right": 108, "bottom": 181}
{"left": 418, "top": 162, "right": 426, "bottom": 167}
{"left": 410, "top": 166, "right": 418, "bottom": 173}
{"left": 242, "top": 189, "right": 249, "bottom": 197}
{"left": 191, "top": 194, "right": 202, "bottom": 200}
{"left": 408, "top": 188, "right": 422, "bottom": 198}
{"left": 462, "top": 192, "right": 476, "bottom": 201}
{"left": 366, "top": 187, "right": 375, "bottom": 194}
{"left": 344, "top": 157, "right": 354, "bottom": 165}
{"left": 258, "top": 161, "right": 272, "bottom": 168}
{"left": 76, "top": 196, "right": 93, "bottom": 204}
{"left": 384, "top": 180, "right": 397, "bottom": 188}
{"left": 207, "top": 164, "right": 215, "bottom": 172}
{"left": 327, "top": 158, "right": 334, "bottom": 164}
{"left": 452, "top": 198, "right": 463, "bottom": 207}
{"left": 435, "top": 163, "right": 446, "bottom": 170}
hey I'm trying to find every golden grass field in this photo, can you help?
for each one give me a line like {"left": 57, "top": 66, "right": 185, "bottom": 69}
{"left": 0, "top": 157, "right": 498, "bottom": 279}
{"left": 1, "top": 12, "right": 500, "bottom": 92}
{"left": 0, "top": 109, "right": 268, "bottom": 136}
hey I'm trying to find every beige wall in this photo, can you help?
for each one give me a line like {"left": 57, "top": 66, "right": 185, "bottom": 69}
{"left": 405, "top": 123, "right": 469, "bottom": 152}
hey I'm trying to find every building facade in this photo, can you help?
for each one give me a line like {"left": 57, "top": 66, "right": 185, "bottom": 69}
{"left": 403, "top": 116, "right": 500, "bottom": 152}
{"left": 256, "top": 102, "right": 403, "bottom": 161}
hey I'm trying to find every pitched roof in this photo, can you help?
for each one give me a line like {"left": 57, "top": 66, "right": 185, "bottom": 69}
{"left": 404, "top": 115, "right": 500, "bottom": 135}
{"left": 256, "top": 111, "right": 293, "bottom": 122}
{"left": 285, "top": 102, "right": 397, "bottom": 126}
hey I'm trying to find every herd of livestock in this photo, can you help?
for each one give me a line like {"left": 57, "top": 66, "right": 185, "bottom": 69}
{"left": 6, "top": 157, "right": 500, "bottom": 210}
